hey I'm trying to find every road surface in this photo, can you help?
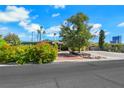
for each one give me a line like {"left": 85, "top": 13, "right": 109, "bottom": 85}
{"left": 0, "top": 60, "right": 124, "bottom": 88}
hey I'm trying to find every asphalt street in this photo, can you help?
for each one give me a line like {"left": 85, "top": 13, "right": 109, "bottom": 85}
{"left": 0, "top": 60, "right": 124, "bottom": 88}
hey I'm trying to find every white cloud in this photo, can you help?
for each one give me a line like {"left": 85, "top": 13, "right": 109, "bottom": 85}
{"left": 0, "top": 27, "right": 8, "bottom": 31}
{"left": 52, "top": 13, "right": 60, "bottom": 17}
{"left": 18, "top": 33, "right": 26, "bottom": 38}
{"left": 0, "top": 6, "right": 41, "bottom": 33}
{"left": 45, "top": 25, "right": 61, "bottom": 34}
{"left": 47, "top": 33, "right": 59, "bottom": 37}
{"left": 0, "top": 6, "right": 30, "bottom": 22}
{"left": 19, "top": 21, "right": 40, "bottom": 32}
{"left": 105, "top": 31, "right": 110, "bottom": 35}
{"left": 63, "top": 20, "right": 68, "bottom": 26}
{"left": 45, "top": 25, "right": 61, "bottom": 38}
{"left": 0, "top": 27, "right": 9, "bottom": 35}
{"left": 117, "top": 22, "right": 124, "bottom": 27}
{"left": 17, "top": 32, "right": 33, "bottom": 41}
{"left": 90, "top": 23, "right": 102, "bottom": 36}
{"left": 54, "top": 5, "right": 65, "bottom": 9}
{"left": 90, "top": 23, "right": 109, "bottom": 36}
{"left": 32, "top": 15, "right": 39, "bottom": 19}
{"left": 91, "top": 24, "right": 109, "bottom": 36}
{"left": 91, "top": 31, "right": 100, "bottom": 36}
{"left": 90, "top": 23, "right": 102, "bottom": 31}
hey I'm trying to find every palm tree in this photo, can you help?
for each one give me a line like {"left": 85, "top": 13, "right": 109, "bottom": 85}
{"left": 54, "top": 33, "right": 56, "bottom": 41}
{"left": 43, "top": 30, "right": 46, "bottom": 40}
{"left": 31, "top": 31, "right": 34, "bottom": 42}
{"left": 39, "top": 26, "right": 43, "bottom": 41}
{"left": 37, "top": 29, "right": 40, "bottom": 42}
{"left": 37, "top": 25, "right": 43, "bottom": 42}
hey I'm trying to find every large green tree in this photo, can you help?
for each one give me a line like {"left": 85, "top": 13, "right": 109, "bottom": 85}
{"left": 4, "top": 33, "right": 21, "bottom": 45}
{"left": 99, "top": 30, "right": 105, "bottom": 50}
{"left": 60, "top": 13, "right": 92, "bottom": 53}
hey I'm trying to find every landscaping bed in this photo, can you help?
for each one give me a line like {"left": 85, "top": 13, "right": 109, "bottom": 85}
{"left": 55, "top": 51, "right": 106, "bottom": 62}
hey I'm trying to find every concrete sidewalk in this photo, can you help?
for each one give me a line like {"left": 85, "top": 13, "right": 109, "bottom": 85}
{"left": 83, "top": 51, "right": 124, "bottom": 59}
{"left": 55, "top": 51, "right": 124, "bottom": 63}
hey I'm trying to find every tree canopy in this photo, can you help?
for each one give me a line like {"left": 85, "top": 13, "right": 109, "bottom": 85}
{"left": 99, "top": 30, "right": 105, "bottom": 50}
{"left": 60, "top": 13, "right": 92, "bottom": 52}
{"left": 4, "top": 33, "right": 21, "bottom": 45}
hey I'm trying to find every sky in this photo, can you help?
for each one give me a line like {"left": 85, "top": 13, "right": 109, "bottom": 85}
{"left": 0, "top": 5, "right": 124, "bottom": 43}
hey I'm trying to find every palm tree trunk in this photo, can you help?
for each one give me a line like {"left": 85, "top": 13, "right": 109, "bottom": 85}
{"left": 31, "top": 32, "right": 34, "bottom": 42}
{"left": 37, "top": 33, "right": 38, "bottom": 42}
{"left": 40, "top": 32, "right": 41, "bottom": 41}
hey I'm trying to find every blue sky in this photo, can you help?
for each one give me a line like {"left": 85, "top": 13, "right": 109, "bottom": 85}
{"left": 0, "top": 5, "right": 124, "bottom": 43}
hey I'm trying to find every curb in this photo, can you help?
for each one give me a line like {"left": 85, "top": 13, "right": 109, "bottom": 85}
{"left": 53, "top": 59, "right": 124, "bottom": 64}
{"left": 0, "top": 65, "right": 18, "bottom": 67}
{"left": 0, "top": 59, "right": 124, "bottom": 67}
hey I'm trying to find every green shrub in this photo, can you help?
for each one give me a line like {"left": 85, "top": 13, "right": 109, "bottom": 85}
{"left": 104, "top": 43, "right": 124, "bottom": 53}
{"left": 104, "top": 43, "right": 111, "bottom": 51}
{"left": 0, "top": 45, "right": 16, "bottom": 63}
{"left": 0, "top": 38, "right": 7, "bottom": 48}
{"left": 34, "top": 42, "right": 58, "bottom": 64}
{"left": 15, "top": 45, "right": 30, "bottom": 65}
{"left": 0, "top": 50, "right": 7, "bottom": 63}
{"left": 0, "top": 45, "right": 28, "bottom": 64}
{"left": 0, "top": 42, "right": 58, "bottom": 65}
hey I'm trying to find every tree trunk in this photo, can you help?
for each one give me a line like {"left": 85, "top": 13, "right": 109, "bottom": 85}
{"left": 37, "top": 33, "right": 38, "bottom": 42}
{"left": 31, "top": 32, "right": 34, "bottom": 42}
{"left": 40, "top": 33, "right": 42, "bottom": 41}
{"left": 78, "top": 47, "right": 81, "bottom": 53}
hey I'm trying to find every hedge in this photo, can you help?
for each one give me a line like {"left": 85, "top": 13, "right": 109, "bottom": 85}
{"left": 0, "top": 42, "right": 58, "bottom": 64}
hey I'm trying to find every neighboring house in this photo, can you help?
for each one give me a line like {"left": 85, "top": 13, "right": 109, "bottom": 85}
{"left": 89, "top": 46, "right": 100, "bottom": 51}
